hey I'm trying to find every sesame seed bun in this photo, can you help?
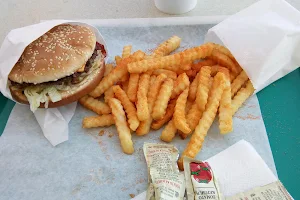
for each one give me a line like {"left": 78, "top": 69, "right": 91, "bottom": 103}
{"left": 8, "top": 24, "right": 97, "bottom": 84}
{"left": 9, "top": 60, "right": 105, "bottom": 108}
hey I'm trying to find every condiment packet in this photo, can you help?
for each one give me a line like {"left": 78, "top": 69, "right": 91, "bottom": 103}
{"left": 183, "top": 157, "right": 222, "bottom": 200}
{"left": 226, "top": 181, "right": 292, "bottom": 200}
{"left": 143, "top": 143, "right": 180, "bottom": 180}
{"left": 143, "top": 143, "right": 180, "bottom": 200}
{"left": 150, "top": 168, "right": 185, "bottom": 200}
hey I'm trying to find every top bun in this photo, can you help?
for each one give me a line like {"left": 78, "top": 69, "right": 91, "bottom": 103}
{"left": 9, "top": 24, "right": 96, "bottom": 84}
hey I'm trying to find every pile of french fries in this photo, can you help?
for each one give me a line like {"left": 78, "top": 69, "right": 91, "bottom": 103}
{"left": 79, "top": 36, "right": 255, "bottom": 170}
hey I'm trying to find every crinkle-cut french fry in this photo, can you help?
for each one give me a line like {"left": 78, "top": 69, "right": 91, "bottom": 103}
{"left": 196, "top": 66, "right": 212, "bottom": 111}
{"left": 127, "top": 73, "right": 140, "bottom": 102}
{"left": 104, "top": 63, "right": 114, "bottom": 76}
{"left": 108, "top": 98, "right": 134, "bottom": 154}
{"left": 122, "top": 45, "right": 132, "bottom": 58}
{"left": 212, "top": 44, "right": 235, "bottom": 62}
{"left": 185, "top": 69, "right": 198, "bottom": 79}
{"left": 82, "top": 114, "right": 114, "bottom": 128}
{"left": 231, "top": 70, "right": 249, "bottom": 98}
{"left": 208, "top": 50, "right": 241, "bottom": 76}
{"left": 113, "top": 85, "right": 140, "bottom": 131}
{"left": 120, "top": 72, "right": 129, "bottom": 83}
{"left": 148, "top": 74, "right": 167, "bottom": 111}
{"left": 152, "top": 78, "right": 174, "bottom": 120}
{"left": 151, "top": 36, "right": 181, "bottom": 57}
{"left": 136, "top": 73, "right": 151, "bottom": 121}
{"left": 174, "top": 88, "right": 191, "bottom": 134}
{"left": 136, "top": 75, "right": 162, "bottom": 135}
{"left": 185, "top": 103, "right": 202, "bottom": 135}
{"left": 230, "top": 73, "right": 236, "bottom": 83}
{"left": 192, "top": 59, "right": 216, "bottom": 71}
{"left": 151, "top": 99, "right": 176, "bottom": 130}
{"left": 121, "top": 80, "right": 129, "bottom": 93}
{"left": 79, "top": 95, "right": 111, "bottom": 115}
{"left": 160, "top": 119, "right": 177, "bottom": 143}
{"left": 178, "top": 72, "right": 227, "bottom": 170}
{"left": 212, "top": 44, "right": 244, "bottom": 73}
{"left": 171, "top": 73, "right": 190, "bottom": 99}
{"left": 104, "top": 87, "right": 114, "bottom": 104}
{"left": 232, "top": 80, "right": 254, "bottom": 115}
{"left": 211, "top": 65, "right": 221, "bottom": 76}
{"left": 90, "top": 51, "right": 145, "bottom": 97}
{"left": 128, "top": 43, "right": 215, "bottom": 73}
{"left": 186, "top": 100, "right": 193, "bottom": 114}
{"left": 152, "top": 69, "right": 177, "bottom": 80}
{"left": 115, "top": 55, "right": 122, "bottom": 65}
{"left": 218, "top": 67, "right": 233, "bottom": 134}
{"left": 188, "top": 71, "right": 201, "bottom": 101}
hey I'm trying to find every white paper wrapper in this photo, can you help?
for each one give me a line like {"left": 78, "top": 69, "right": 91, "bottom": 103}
{"left": 205, "top": 0, "right": 300, "bottom": 92}
{"left": 0, "top": 23, "right": 277, "bottom": 200}
{"left": 0, "top": 20, "right": 107, "bottom": 146}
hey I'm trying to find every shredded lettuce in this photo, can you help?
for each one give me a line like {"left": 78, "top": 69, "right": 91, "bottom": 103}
{"left": 24, "top": 86, "right": 62, "bottom": 112}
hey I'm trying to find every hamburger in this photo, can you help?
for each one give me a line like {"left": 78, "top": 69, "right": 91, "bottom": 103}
{"left": 8, "top": 24, "right": 106, "bottom": 112}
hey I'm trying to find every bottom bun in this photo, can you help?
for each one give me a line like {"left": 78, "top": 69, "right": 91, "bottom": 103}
{"left": 9, "top": 60, "right": 105, "bottom": 108}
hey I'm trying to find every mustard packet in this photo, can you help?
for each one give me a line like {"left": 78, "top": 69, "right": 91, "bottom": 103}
{"left": 143, "top": 143, "right": 180, "bottom": 200}
{"left": 150, "top": 168, "right": 185, "bottom": 200}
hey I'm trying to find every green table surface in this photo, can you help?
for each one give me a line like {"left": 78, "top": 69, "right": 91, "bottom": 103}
{"left": 1, "top": 69, "right": 299, "bottom": 198}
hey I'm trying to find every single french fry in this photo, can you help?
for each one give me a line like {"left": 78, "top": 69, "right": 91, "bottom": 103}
{"left": 192, "top": 59, "right": 216, "bottom": 71}
{"left": 120, "top": 72, "right": 129, "bottom": 83}
{"left": 213, "top": 44, "right": 235, "bottom": 61}
{"left": 152, "top": 69, "right": 177, "bottom": 80}
{"left": 104, "top": 63, "right": 114, "bottom": 76}
{"left": 136, "top": 75, "right": 162, "bottom": 135}
{"left": 128, "top": 43, "right": 215, "bottom": 73}
{"left": 90, "top": 50, "right": 145, "bottom": 97}
{"left": 160, "top": 119, "right": 177, "bottom": 143}
{"left": 231, "top": 70, "right": 249, "bottom": 98}
{"left": 136, "top": 73, "right": 151, "bottom": 121}
{"left": 152, "top": 78, "right": 174, "bottom": 120}
{"left": 196, "top": 66, "right": 212, "bottom": 111}
{"left": 185, "top": 103, "right": 202, "bottom": 135}
{"left": 174, "top": 88, "right": 191, "bottom": 134}
{"left": 104, "top": 87, "right": 114, "bottom": 103}
{"left": 127, "top": 73, "right": 140, "bottom": 102}
{"left": 218, "top": 67, "right": 233, "bottom": 134}
{"left": 232, "top": 80, "right": 255, "bottom": 115}
{"left": 185, "top": 69, "right": 198, "bottom": 79}
{"left": 122, "top": 45, "right": 132, "bottom": 58}
{"left": 171, "top": 73, "right": 190, "bottom": 99}
{"left": 230, "top": 73, "right": 236, "bottom": 83}
{"left": 178, "top": 72, "right": 227, "bottom": 170}
{"left": 115, "top": 55, "right": 122, "bottom": 65}
{"left": 113, "top": 85, "right": 140, "bottom": 131}
{"left": 121, "top": 80, "right": 129, "bottom": 93}
{"left": 188, "top": 71, "right": 201, "bottom": 101}
{"left": 82, "top": 114, "right": 114, "bottom": 128}
{"left": 79, "top": 95, "right": 111, "bottom": 115}
{"left": 151, "top": 99, "right": 176, "bottom": 130}
{"left": 108, "top": 98, "right": 134, "bottom": 154}
{"left": 208, "top": 50, "right": 241, "bottom": 76}
{"left": 151, "top": 36, "right": 181, "bottom": 57}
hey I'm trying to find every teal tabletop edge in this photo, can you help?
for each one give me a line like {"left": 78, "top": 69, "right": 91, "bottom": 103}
{"left": 0, "top": 68, "right": 299, "bottom": 198}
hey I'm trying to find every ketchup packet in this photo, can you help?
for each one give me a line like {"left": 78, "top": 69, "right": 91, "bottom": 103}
{"left": 143, "top": 143, "right": 180, "bottom": 200}
{"left": 150, "top": 168, "right": 185, "bottom": 200}
{"left": 183, "top": 157, "right": 222, "bottom": 200}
